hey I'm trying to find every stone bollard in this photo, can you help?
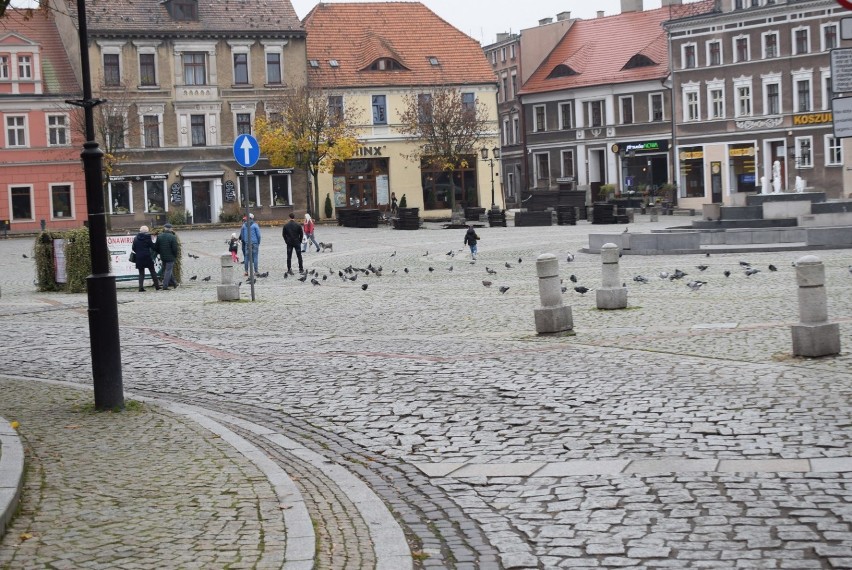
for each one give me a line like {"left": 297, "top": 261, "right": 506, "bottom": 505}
{"left": 596, "top": 243, "right": 628, "bottom": 310}
{"left": 649, "top": 207, "right": 659, "bottom": 222}
{"left": 217, "top": 254, "right": 240, "bottom": 301}
{"left": 534, "top": 254, "right": 573, "bottom": 334}
{"left": 791, "top": 255, "right": 840, "bottom": 357}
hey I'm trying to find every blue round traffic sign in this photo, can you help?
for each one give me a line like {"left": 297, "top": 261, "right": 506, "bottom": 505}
{"left": 233, "top": 134, "right": 260, "bottom": 168}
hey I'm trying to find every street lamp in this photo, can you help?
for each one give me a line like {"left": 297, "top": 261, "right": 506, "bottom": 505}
{"left": 480, "top": 146, "right": 500, "bottom": 209}
{"left": 295, "top": 150, "right": 317, "bottom": 216}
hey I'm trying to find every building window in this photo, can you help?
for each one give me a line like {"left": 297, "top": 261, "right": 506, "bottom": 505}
{"left": 512, "top": 116, "right": 519, "bottom": 144}
{"left": 108, "top": 182, "right": 132, "bottom": 214}
{"left": 271, "top": 174, "right": 291, "bottom": 206}
{"left": 709, "top": 88, "right": 725, "bottom": 119}
{"left": 462, "top": 92, "right": 476, "bottom": 116}
{"left": 825, "top": 135, "right": 842, "bottom": 166}
{"left": 6, "top": 115, "right": 26, "bottom": 147}
{"left": 794, "top": 28, "right": 810, "bottom": 55}
{"left": 561, "top": 150, "right": 575, "bottom": 179}
{"left": 511, "top": 74, "right": 518, "bottom": 101}
{"left": 823, "top": 74, "right": 832, "bottom": 110}
{"left": 103, "top": 53, "right": 120, "bottom": 86}
{"left": 559, "top": 102, "right": 573, "bottom": 130}
{"left": 588, "top": 100, "right": 603, "bottom": 127}
{"left": 510, "top": 44, "right": 516, "bottom": 59}
{"left": 372, "top": 95, "right": 387, "bottom": 125}
{"left": 735, "top": 36, "right": 750, "bottom": 62}
{"left": 500, "top": 47, "right": 506, "bottom": 62}
{"left": 534, "top": 152, "right": 550, "bottom": 187}
{"left": 707, "top": 40, "right": 721, "bottom": 66}
{"left": 17, "top": 55, "right": 32, "bottom": 79}
{"left": 139, "top": 53, "right": 156, "bottom": 86}
{"left": 685, "top": 90, "right": 700, "bottom": 121}
{"left": 47, "top": 114, "right": 69, "bottom": 146}
{"left": 171, "top": 0, "right": 198, "bottom": 20}
{"left": 502, "top": 117, "right": 509, "bottom": 146}
{"left": 822, "top": 24, "right": 839, "bottom": 51}
{"left": 233, "top": 53, "right": 249, "bottom": 85}
{"left": 620, "top": 96, "right": 633, "bottom": 124}
{"left": 650, "top": 93, "right": 664, "bottom": 122}
{"left": 0, "top": 56, "right": 8, "bottom": 79}
{"left": 328, "top": 95, "right": 343, "bottom": 125}
{"left": 190, "top": 114, "right": 206, "bottom": 146}
{"left": 766, "top": 83, "right": 780, "bottom": 115}
{"left": 683, "top": 44, "right": 696, "bottom": 69}
{"left": 795, "top": 137, "right": 812, "bottom": 168}
{"left": 501, "top": 76, "right": 509, "bottom": 103}
{"left": 763, "top": 32, "right": 778, "bottom": 59}
{"left": 266, "top": 52, "right": 281, "bottom": 84}
{"left": 534, "top": 105, "right": 546, "bottom": 131}
{"left": 736, "top": 85, "right": 752, "bottom": 117}
{"left": 143, "top": 115, "right": 160, "bottom": 148}
{"left": 236, "top": 113, "right": 252, "bottom": 135}
{"left": 796, "top": 79, "right": 811, "bottom": 112}
{"left": 10, "top": 185, "right": 33, "bottom": 220}
{"left": 183, "top": 52, "right": 206, "bottom": 85}
{"left": 50, "top": 184, "right": 72, "bottom": 219}
{"left": 145, "top": 180, "right": 166, "bottom": 213}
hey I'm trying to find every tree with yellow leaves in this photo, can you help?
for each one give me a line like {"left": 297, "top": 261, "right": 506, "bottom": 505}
{"left": 255, "top": 87, "right": 361, "bottom": 218}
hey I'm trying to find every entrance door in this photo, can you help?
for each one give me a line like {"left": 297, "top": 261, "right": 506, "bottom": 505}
{"left": 191, "top": 181, "right": 211, "bottom": 223}
{"left": 346, "top": 178, "right": 376, "bottom": 208}
{"left": 588, "top": 149, "right": 605, "bottom": 199}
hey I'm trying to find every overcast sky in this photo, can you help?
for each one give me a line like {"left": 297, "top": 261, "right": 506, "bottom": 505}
{"left": 289, "top": 0, "right": 686, "bottom": 45}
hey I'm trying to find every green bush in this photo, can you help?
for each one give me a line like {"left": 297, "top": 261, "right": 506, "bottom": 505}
{"left": 167, "top": 209, "right": 187, "bottom": 225}
{"left": 399, "top": 194, "right": 407, "bottom": 208}
{"left": 219, "top": 211, "right": 242, "bottom": 223}
{"left": 34, "top": 227, "right": 107, "bottom": 294}
{"left": 324, "top": 194, "right": 333, "bottom": 219}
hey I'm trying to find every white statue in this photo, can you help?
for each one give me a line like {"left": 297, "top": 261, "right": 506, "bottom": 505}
{"left": 795, "top": 176, "right": 806, "bottom": 193}
{"left": 760, "top": 175, "right": 770, "bottom": 195}
{"left": 772, "top": 161, "right": 782, "bottom": 194}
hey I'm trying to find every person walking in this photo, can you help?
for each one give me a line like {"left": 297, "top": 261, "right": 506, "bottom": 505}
{"left": 391, "top": 192, "right": 398, "bottom": 215}
{"left": 132, "top": 225, "right": 161, "bottom": 292}
{"left": 155, "top": 223, "right": 179, "bottom": 289}
{"left": 302, "top": 213, "right": 320, "bottom": 253}
{"left": 240, "top": 213, "right": 261, "bottom": 276}
{"left": 464, "top": 225, "right": 480, "bottom": 261}
{"left": 282, "top": 212, "right": 304, "bottom": 274}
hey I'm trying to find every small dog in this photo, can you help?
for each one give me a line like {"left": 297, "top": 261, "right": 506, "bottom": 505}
{"left": 319, "top": 242, "right": 333, "bottom": 253}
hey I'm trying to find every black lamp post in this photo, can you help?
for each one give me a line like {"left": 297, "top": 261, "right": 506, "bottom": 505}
{"left": 295, "top": 150, "right": 317, "bottom": 216}
{"left": 480, "top": 146, "right": 500, "bottom": 209}
{"left": 66, "top": 0, "right": 124, "bottom": 410}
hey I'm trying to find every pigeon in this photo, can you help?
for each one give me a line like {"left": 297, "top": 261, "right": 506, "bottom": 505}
{"left": 322, "top": 275, "right": 327, "bottom": 281}
{"left": 561, "top": 286, "right": 568, "bottom": 293}
{"left": 428, "top": 267, "right": 434, "bottom": 272}
{"left": 498, "top": 286, "right": 510, "bottom": 294}
{"left": 448, "top": 266, "right": 453, "bottom": 272}
{"left": 348, "top": 274, "right": 357, "bottom": 281}
{"left": 696, "top": 265, "right": 708, "bottom": 272}
{"left": 298, "top": 274, "right": 308, "bottom": 282}
{"left": 504, "top": 262, "right": 512, "bottom": 269}
{"left": 404, "top": 268, "right": 409, "bottom": 273}
{"left": 623, "top": 226, "right": 629, "bottom": 233}
{"left": 446, "top": 250, "right": 454, "bottom": 256}
{"left": 339, "top": 270, "right": 344, "bottom": 278}
{"left": 739, "top": 261, "right": 751, "bottom": 267}
{"left": 518, "top": 257, "right": 523, "bottom": 264}
{"left": 659, "top": 272, "right": 669, "bottom": 280}
{"left": 188, "top": 253, "right": 200, "bottom": 259}
{"left": 202, "top": 276, "right": 211, "bottom": 282}
{"left": 745, "top": 268, "right": 760, "bottom": 277}
{"left": 486, "top": 267, "right": 497, "bottom": 275}
{"left": 768, "top": 264, "right": 777, "bottom": 272}
{"left": 189, "top": 275, "right": 198, "bottom": 281}
{"left": 283, "top": 272, "right": 289, "bottom": 279}
{"left": 422, "top": 251, "right": 429, "bottom": 256}
{"left": 569, "top": 274, "right": 577, "bottom": 283}
{"left": 237, "top": 281, "right": 242, "bottom": 287}
{"left": 390, "top": 251, "right": 396, "bottom": 257}
{"left": 574, "top": 286, "right": 590, "bottom": 295}
{"left": 566, "top": 252, "right": 575, "bottom": 262}
{"left": 22, "top": 254, "right": 28, "bottom": 258}
{"left": 361, "top": 283, "right": 368, "bottom": 290}
{"left": 705, "top": 252, "right": 711, "bottom": 257}
{"left": 482, "top": 280, "right": 492, "bottom": 287}
{"left": 311, "top": 278, "right": 320, "bottom": 286}
{"left": 670, "top": 269, "right": 687, "bottom": 281}
{"left": 633, "top": 275, "right": 649, "bottom": 284}
{"left": 724, "top": 270, "right": 731, "bottom": 278}
{"left": 257, "top": 272, "right": 269, "bottom": 278}
{"left": 687, "top": 280, "right": 707, "bottom": 291}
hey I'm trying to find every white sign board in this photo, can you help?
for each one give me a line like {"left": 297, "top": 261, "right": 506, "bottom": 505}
{"left": 842, "top": 17, "right": 852, "bottom": 40}
{"left": 831, "top": 48, "right": 852, "bottom": 93}
{"left": 107, "top": 234, "right": 162, "bottom": 281}
{"left": 832, "top": 96, "right": 852, "bottom": 138}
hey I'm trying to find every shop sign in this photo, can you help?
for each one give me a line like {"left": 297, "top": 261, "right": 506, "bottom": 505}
{"left": 169, "top": 182, "right": 183, "bottom": 205}
{"left": 679, "top": 150, "right": 703, "bottom": 160}
{"left": 108, "top": 173, "right": 168, "bottom": 182}
{"left": 245, "top": 168, "right": 294, "bottom": 176}
{"left": 224, "top": 180, "right": 237, "bottom": 203}
{"left": 355, "top": 146, "right": 383, "bottom": 157}
{"left": 729, "top": 147, "right": 756, "bottom": 157}
{"left": 612, "top": 141, "right": 669, "bottom": 154}
{"left": 792, "top": 112, "right": 833, "bottom": 125}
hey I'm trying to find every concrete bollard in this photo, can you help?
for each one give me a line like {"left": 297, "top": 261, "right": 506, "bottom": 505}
{"left": 791, "top": 255, "right": 840, "bottom": 357}
{"left": 649, "top": 207, "right": 659, "bottom": 222}
{"left": 596, "top": 243, "right": 628, "bottom": 310}
{"left": 534, "top": 253, "right": 573, "bottom": 334}
{"left": 217, "top": 254, "right": 240, "bottom": 301}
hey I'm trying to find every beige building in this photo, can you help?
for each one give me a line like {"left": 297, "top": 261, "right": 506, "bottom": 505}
{"left": 304, "top": 2, "right": 500, "bottom": 221}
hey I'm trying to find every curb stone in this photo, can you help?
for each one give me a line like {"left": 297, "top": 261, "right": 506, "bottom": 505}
{"left": 0, "top": 415, "right": 24, "bottom": 540}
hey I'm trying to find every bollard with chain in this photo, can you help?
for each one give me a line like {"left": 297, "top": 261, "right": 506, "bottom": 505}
{"left": 791, "top": 255, "right": 840, "bottom": 357}
{"left": 534, "top": 253, "right": 573, "bottom": 334}
{"left": 596, "top": 243, "right": 627, "bottom": 310}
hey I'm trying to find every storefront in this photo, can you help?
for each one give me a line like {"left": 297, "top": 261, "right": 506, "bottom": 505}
{"left": 728, "top": 143, "right": 757, "bottom": 195}
{"left": 107, "top": 173, "right": 170, "bottom": 222}
{"left": 333, "top": 157, "right": 390, "bottom": 209}
{"left": 614, "top": 140, "right": 669, "bottom": 198}
{"left": 420, "top": 155, "right": 479, "bottom": 210}
{"left": 678, "top": 146, "right": 704, "bottom": 199}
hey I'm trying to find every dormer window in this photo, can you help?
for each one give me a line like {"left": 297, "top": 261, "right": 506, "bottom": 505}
{"left": 168, "top": 0, "right": 198, "bottom": 21}
{"left": 329, "top": 59, "right": 339, "bottom": 68}
{"left": 369, "top": 58, "right": 405, "bottom": 71}
{"left": 546, "top": 64, "right": 577, "bottom": 79}
{"left": 428, "top": 56, "right": 439, "bottom": 66}
{"left": 309, "top": 60, "right": 320, "bottom": 68}
{"left": 623, "top": 54, "right": 656, "bottom": 70}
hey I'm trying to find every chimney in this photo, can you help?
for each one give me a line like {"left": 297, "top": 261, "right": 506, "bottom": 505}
{"left": 597, "top": 10, "right": 605, "bottom": 18}
{"left": 556, "top": 11, "right": 571, "bottom": 21}
{"left": 621, "top": 0, "right": 643, "bottom": 12}
{"left": 661, "top": 0, "right": 683, "bottom": 5}
{"left": 539, "top": 17, "right": 553, "bottom": 25}
{"left": 496, "top": 32, "right": 510, "bottom": 42}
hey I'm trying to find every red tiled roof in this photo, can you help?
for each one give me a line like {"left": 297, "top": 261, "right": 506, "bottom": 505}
{"left": 520, "top": 1, "right": 714, "bottom": 95}
{"left": 304, "top": 2, "right": 496, "bottom": 89}
{"left": 0, "top": 9, "right": 80, "bottom": 96}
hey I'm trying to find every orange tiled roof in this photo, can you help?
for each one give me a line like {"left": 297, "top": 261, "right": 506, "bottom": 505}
{"left": 520, "top": 1, "right": 714, "bottom": 95}
{"left": 0, "top": 9, "right": 80, "bottom": 96}
{"left": 304, "top": 2, "right": 496, "bottom": 89}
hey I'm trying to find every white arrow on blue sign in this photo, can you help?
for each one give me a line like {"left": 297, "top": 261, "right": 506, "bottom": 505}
{"left": 233, "top": 134, "right": 260, "bottom": 168}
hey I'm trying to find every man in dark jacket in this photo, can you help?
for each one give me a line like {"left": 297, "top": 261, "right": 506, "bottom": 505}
{"left": 282, "top": 212, "right": 304, "bottom": 274}
{"left": 155, "top": 223, "right": 180, "bottom": 289}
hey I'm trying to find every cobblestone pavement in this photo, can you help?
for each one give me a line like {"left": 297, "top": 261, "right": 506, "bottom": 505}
{"left": 0, "top": 216, "right": 851, "bottom": 569}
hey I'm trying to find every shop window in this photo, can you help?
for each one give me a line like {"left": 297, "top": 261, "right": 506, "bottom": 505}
{"left": 145, "top": 180, "right": 166, "bottom": 213}
{"left": 271, "top": 174, "right": 291, "bottom": 206}
{"left": 10, "top": 185, "right": 33, "bottom": 220}
{"left": 109, "top": 182, "right": 132, "bottom": 214}
{"left": 679, "top": 147, "right": 704, "bottom": 198}
{"left": 50, "top": 184, "right": 72, "bottom": 219}
{"left": 238, "top": 176, "right": 259, "bottom": 207}
{"left": 421, "top": 156, "right": 477, "bottom": 210}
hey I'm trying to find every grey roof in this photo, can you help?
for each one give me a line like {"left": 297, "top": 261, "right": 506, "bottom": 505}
{"left": 82, "top": 0, "right": 304, "bottom": 36}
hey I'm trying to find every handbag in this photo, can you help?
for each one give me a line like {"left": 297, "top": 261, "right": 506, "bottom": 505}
{"left": 129, "top": 251, "right": 136, "bottom": 263}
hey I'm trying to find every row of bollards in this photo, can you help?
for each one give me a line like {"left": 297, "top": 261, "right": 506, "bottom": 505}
{"left": 534, "top": 245, "right": 841, "bottom": 357}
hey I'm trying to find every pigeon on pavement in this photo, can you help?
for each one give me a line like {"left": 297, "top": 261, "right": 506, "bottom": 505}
{"left": 189, "top": 275, "right": 198, "bottom": 281}
{"left": 361, "top": 283, "right": 368, "bottom": 290}
{"left": 574, "top": 286, "right": 590, "bottom": 295}
{"left": 768, "top": 264, "right": 777, "bottom": 272}
{"left": 498, "top": 286, "right": 510, "bottom": 294}
{"left": 482, "top": 280, "right": 492, "bottom": 287}
{"left": 569, "top": 274, "right": 577, "bottom": 283}
{"left": 566, "top": 252, "right": 575, "bottom": 262}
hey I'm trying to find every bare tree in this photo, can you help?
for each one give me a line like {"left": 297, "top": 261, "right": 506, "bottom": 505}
{"left": 255, "top": 86, "right": 361, "bottom": 217}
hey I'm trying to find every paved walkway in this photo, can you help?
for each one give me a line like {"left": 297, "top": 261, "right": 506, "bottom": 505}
{"left": 0, "top": 215, "right": 851, "bottom": 569}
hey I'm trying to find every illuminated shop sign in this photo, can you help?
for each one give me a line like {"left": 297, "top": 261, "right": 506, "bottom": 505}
{"left": 793, "top": 112, "right": 833, "bottom": 125}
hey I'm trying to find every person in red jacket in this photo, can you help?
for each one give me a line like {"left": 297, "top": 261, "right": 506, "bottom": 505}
{"left": 302, "top": 213, "right": 320, "bottom": 253}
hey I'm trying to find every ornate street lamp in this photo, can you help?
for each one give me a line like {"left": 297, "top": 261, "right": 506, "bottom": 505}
{"left": 295, "top": 150, "right": 317, "bottom": 216}
{"left": 480, "top": 146, "right": 501, "bottom": 209}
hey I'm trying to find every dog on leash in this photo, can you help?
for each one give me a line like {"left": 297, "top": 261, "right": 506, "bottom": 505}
{"left": 319, "top": 242, "right": 333, "bottom": 253}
